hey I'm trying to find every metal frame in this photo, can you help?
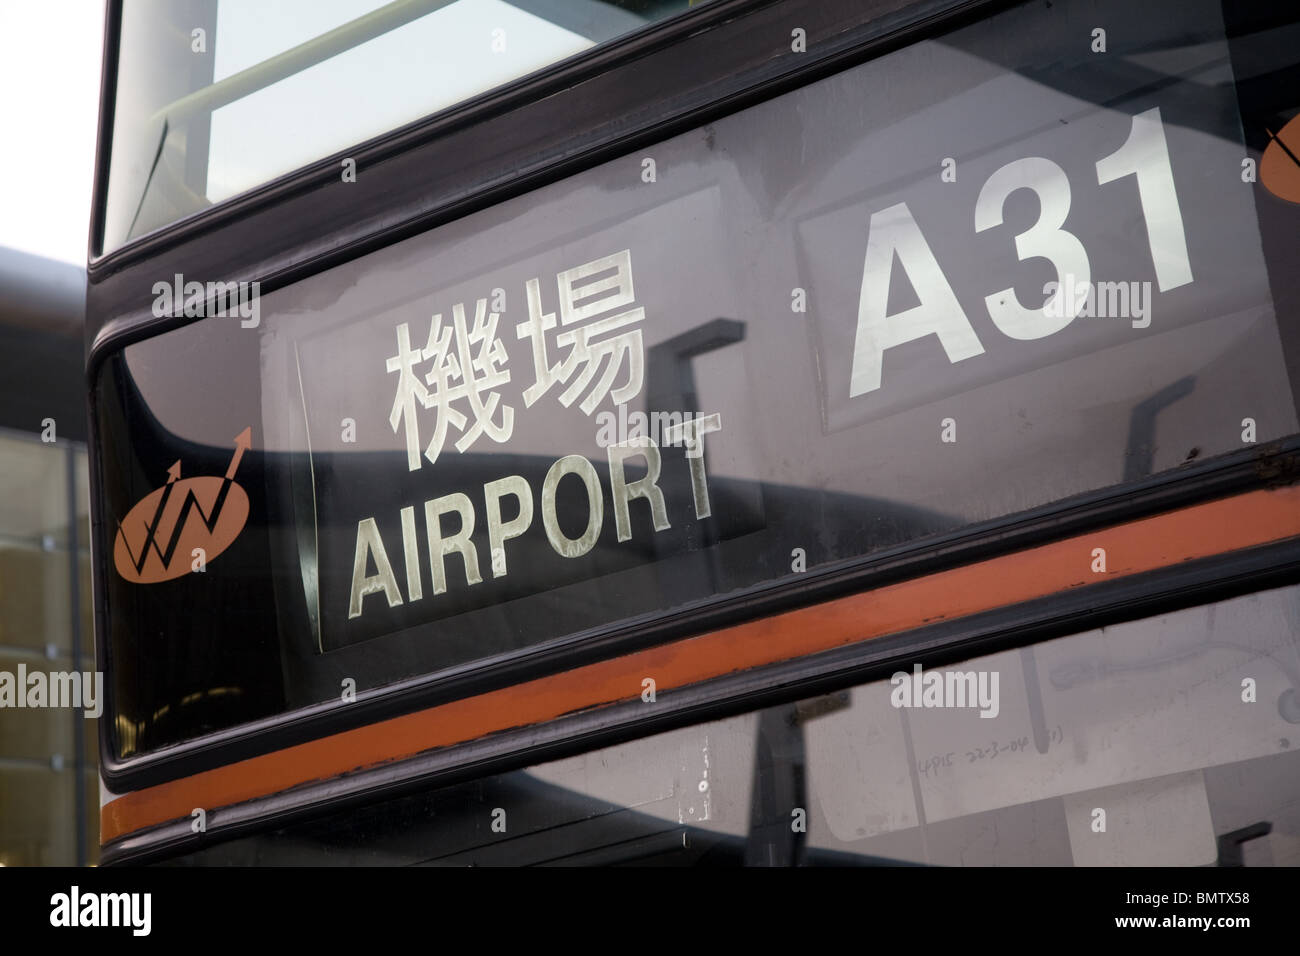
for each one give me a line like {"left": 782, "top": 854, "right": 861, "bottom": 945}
{"left": 86, "top": 0, "right": 1300, "bottom": 856}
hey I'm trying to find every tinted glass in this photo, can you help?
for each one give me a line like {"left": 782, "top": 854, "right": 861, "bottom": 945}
{"left": 102, "top": 0, "right": 714, "bottom": 252}
{"left": 94, "top": 0, "right": 1300, "bottom": 758}
{"left": 165, "top": 584, "right": 1300, "bottom": 865}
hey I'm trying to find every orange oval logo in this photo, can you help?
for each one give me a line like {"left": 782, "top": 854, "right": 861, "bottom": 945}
{"left": 1262, "top": 114, "right": 1300, "bottom": 204}
{"left": 113, "top": 429, "right": 252, "bottom": 584}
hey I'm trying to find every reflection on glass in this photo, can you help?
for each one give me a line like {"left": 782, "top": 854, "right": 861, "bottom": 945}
{"left": 168, "top": 584, "right": 1300, "bottom": 866}
{"left": 95, "top": 0, "right": 1300, "bottom": 759}
{"left": 102, "top": 0, "right": 712, "bottom": 250}
{"left": 0, "top": 433, "right": 97, "bottom": 865}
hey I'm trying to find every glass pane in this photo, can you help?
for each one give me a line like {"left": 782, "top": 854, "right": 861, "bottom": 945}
{"left": 74, "top": 448, "right": 90, "bottom": 548}
{"left": 0, "top": 767, "right": 77, "bottom": 867}
{"left": 102, "top": 0, "right": 713, "bottom": 251}
{"left": 0, "top": 545, "right": 72, "bottom": 658}
{"left": 0, "top": 435, "right": 95, "bottom": 865}
{"left": 0, "top": 685, "right": 74, "bottom": 763}
{"left": 0, "top": 434, "right": 70, "bottom": 551}
{"left": 166, "top": 583, "right": 1300, "bottom": 866}
{"left": 93, "top": 0, "right": 1300, "bottom": 758}
{"left": 78, "top": 552, "right": 94, "bottom": 663}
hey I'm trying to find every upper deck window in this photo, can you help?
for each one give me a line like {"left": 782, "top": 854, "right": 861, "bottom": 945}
{"left": 100, "top": 0, "right": 710, "bottom": 253}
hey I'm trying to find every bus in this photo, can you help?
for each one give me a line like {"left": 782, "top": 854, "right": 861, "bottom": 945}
{"left": 87, "top": 0, "right": 1300, "bottom": 866}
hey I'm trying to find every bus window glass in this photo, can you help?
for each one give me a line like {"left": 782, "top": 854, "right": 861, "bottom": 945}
{"left": 94, "top": 0, "right": 1300, "bottom": 759}
{"left": 164, "top": 584, "right": 1300, "bottom": 865}
{"left": 102, "top": 0, "right": 713, "bottom": 251}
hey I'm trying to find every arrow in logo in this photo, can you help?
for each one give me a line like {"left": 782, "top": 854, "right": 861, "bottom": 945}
{"left": 227, "top": 427, "right": 251, "bottom": 480}
{"left": 118, "top": 429, "right": 252, "bottom": 575}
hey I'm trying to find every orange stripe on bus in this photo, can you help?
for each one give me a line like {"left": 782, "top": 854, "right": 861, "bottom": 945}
{"left": 101, "top": 484, "right": 1300, "bottom": 844}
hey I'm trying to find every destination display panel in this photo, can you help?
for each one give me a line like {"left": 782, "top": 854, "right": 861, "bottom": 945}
{"left": 93, "top": 0, "right": 1300, "bottom": 759}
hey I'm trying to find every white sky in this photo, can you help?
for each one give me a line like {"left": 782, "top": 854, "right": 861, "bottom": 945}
{"left": 0, "top": 2, "right": 103, "bottom": 265}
